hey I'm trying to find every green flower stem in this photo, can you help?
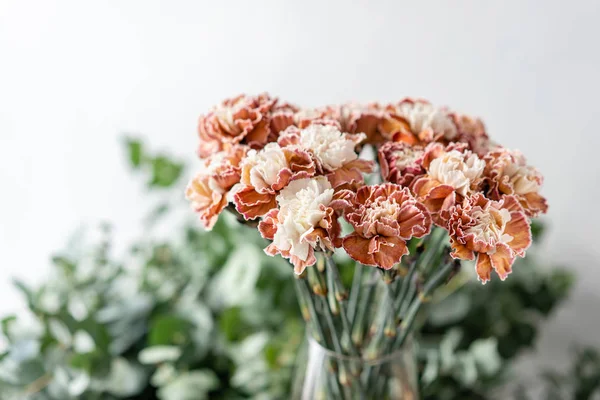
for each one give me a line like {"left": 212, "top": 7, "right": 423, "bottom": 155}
{"left": 327, "top": 370, "right": 344, "bottom": 400}
{"left": 394, "top": 260, "right": 454, "bottom": 349}
{"left": 319, "top": 295, "right": 367, "bottom": 397}
{"left": 369, "top": 259, "right": 454, "bottom": 398}
{"left": 295, "top": 277, "right": 345, "bottom": 398}
{"left": 351, "top": 280, "right": 374, "bottom": 349}
{"left": 347, "top": 263, "right": 363, "bottom": 321}
{"left": 307, "top": 266, "right": 327, "bottom": 296}
{"left": 400, "top": 276, "right": 418, "bottom": 317}
{"left": 294, "top": 280, "right": 311, "bottom": 323}
{"left": 326, "top": 263, "right": 340, "bottom": 316}
{"left": 419, "top": 227, "right": 448, "bottom": 275}
{"left": 393, "top": 260, "right": 417, "bottom": 318}
{"left": 363, "top": 279, "right": 398, "bottom": 392}
{"left": 364, "top": 287, "right": 392, "bottom": 359}
{"left": 325, "top": 257, "right": 360, "bottom": 357}
{"left": 322, "top": 257, "right": 368, "bottom": 397}
{"left": 294, "top": 278, "right": 324, "bottom": 342}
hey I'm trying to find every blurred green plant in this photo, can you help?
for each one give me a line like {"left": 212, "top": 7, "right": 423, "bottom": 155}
{"left": 0, "top": 137, "right": 580, "bottom": 399}
{"left": 0, "top": 139, "right": 301, "bottom": 399}
{"left": 418, "top": 228, "right": 576, "bottom": 399}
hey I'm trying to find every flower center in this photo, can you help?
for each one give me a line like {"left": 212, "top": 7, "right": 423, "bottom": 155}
{"left": 428, "top": 150, "right": 484, "bottom": 196}
{"left": 273, "top": 177, "right": 334, "bottom": 261}
{"left": 504, "top": 163, "right": 541, "bottom": 195}
{"left": 395, "top": 102, "right": 457, "bottom": 139}
{"left": 300, "top": 125, "right": 358, "bottom": 170}
{"left": 466, "top": 208, "right": 513, "bottom": 245}
{"left": 392, "top": 148, "right": 420, "bottom": 169}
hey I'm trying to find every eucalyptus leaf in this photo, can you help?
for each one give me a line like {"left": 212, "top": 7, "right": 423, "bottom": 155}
{"left": 68, "top": 370, "right": 91, "bottom": 397}
{"left": 102, "top": 357, "right": 147, "bottom": 397}
{"left": 73, "top": 330, "right": 96, "bottom": 354}
{"left": 208, "top": 245, "right": 262, "bottom": 309}
{"left": 469, "top": 337, "right": 501, "bottom": 376}
{"left": 48, "top": 318, "right": 73, "bottom": 346}
{"left": 125, "top": 138, "right": 144, "bottom": 168}
{"left": 157, "top": 370, "right": 219, "bottom": 400}
{"left": 138, "top": 346, "right": 182, "bottom": 365}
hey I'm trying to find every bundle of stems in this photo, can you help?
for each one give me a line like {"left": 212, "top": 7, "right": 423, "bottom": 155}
{"left": 294, "top": 226, "right": 459, "bottom": 399}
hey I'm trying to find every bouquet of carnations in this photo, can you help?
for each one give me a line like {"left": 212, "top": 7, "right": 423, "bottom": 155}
{"left": 186, "top": 94, "right": 547, "bottom": 399}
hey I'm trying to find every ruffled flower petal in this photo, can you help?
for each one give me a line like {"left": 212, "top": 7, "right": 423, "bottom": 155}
{"left": 186, "top": 146, "right": 248, "bottom": 229}
{"left": 378, "top": 141, "right": 426, "bottom": 187}
{"left": 447, "top": 194, "right": 532, "bottom": 283}
{"left": 260, "top": 177, "right": 339, "bottom": 274}
{"left": 197, "top": 93, "right": 277, "bottom": 157}
{"left": 483, "top": 148, "right": 548, "bottom": 217}
{"left": 233, "top": 186, "right": 277, "bottom": 220}
{"left": 342, "top": 183, "right": 431, "bottom": 269}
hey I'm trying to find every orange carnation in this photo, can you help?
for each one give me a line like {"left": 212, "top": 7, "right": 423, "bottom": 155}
{"left": 197, "top": 93, "right": 277, "bottom": 157}
{"left": 378, "top": 141, "right": 426, "bottom": 187}
{"left": 233, "top": 143, "right": 315, "bottom": 220}
{"left": 483, "top": 148, "right": 548, "bottom": 217}
{"left": 342, "top": 184, "right": 431, "bottom": 270}
{"left": 380, "top": 99, "right": 458, "bottom": 145}
{"left": 185, "top": 146, "right": 247, "bottom": 229}
{"left": 447, "top": 194, "right": 532, "bottom": 284}
{"left": 412, "top": 143, "right": 485, "bottom": 225}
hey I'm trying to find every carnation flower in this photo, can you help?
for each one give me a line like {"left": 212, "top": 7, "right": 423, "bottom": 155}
{"left": 269, "top": 104, "right": 341, "bottom": 138}
{"left": 412, "top": 143, "right": 485, "bottom": 224}
{"left": 185, "top": 146, "right": 247, "bottom": 229}
{"left": 380, "top": 99, "right": 458, "bottom": 145}
{"left": 268, "top": 102, "right": 300, "bottom": 135}
{"left": 447, "top": 194, "right": 532, "bottom": 284}
{"left": 278, "top": 124, "right": 374, "bottom": 188}
{"left": 297, "top": 124, "right": 364, "bottom": 170}
{"left": 258, "top": 177, "right": 339, "bottom": 274}
{"left": 233, "top": 143, "right": 315, "bottom": 220}
{"left": 482, "top": 148, "right": 547, "bottom": 217}
{"left": 378, "top": 141, "right": 426, "bottom": 187}
{"left": 339, "top": 103, "right": 386, "bottom": 144}
{"left": 197, "top": 93, "right": 277, "bottom": 157}
{"left": 342, "top": 184, "right": 431, "bottom": 269}
{"left": 452, "top": 113, "right": 492, "bottom": 156}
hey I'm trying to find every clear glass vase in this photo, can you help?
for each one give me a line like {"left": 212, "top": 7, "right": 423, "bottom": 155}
{"left": 292, "top": 334, "right": 419, "bottom": 400}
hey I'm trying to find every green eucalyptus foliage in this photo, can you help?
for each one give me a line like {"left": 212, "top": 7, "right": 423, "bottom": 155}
{"left": 0, "top": 137, "right": 582, "bottom": 399}
{"left": 419, "top": 222, "right": 575, "bottom": 400}
{"left": 0, "top": 139, "right": 301, "bottom": 400}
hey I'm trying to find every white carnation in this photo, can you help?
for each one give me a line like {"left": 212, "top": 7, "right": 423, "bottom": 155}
{"left": 299, "top": 125, "right": 359, "bottom": 170}
{"left": 272, "top": 177, "right": 333, "bottom": 261}
{"left": 395, "top": 102, "right": 457, "bottom": 140}
{"left": 241, "top": 143, "right": 288, "bottom": 191}
{"left": 428, "top": 150, "right": 485, "bottom": 196}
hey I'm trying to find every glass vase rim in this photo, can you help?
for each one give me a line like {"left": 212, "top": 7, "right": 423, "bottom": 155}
{"left": 306, "top": 333, "right": 414, "bottom": 366}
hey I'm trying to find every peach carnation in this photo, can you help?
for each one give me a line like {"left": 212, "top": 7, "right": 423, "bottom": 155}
{"left": 412, "top": 143, "right": 485, "bottom": 224}
{"left": 258, "top": 177, "right": 340, "bottom": 274}
{"left": 378, "top": 141, "right": 426, "bottom": 187}
{"left": 185, "top": 146, "right": 247, "bottom": 230}
{"left": 338, "top": 103, "right": 386, "bottom": 144}
{"left": 380, "top": 99, "right": 458, "bottom": 145}
{"left": 342, "top": 184, "right": 431, "bottom": 269}
{"left": 447, "top": 194, "right": 532, "bottom": 284}
{"left": 269, "top": 104, "right": 341, "bottom": 137}
{"left": 197, "top": 93, "right": 277, "bottom": 157}
{"left": 483, "top": 148, "right": 548, "bottom": 217}
{"left": 278, "top": 124, "right": 374, "bottom": 188}
{"left": 233, "top": 143, "right": 315, "bottom": 220}
{"left": 452, "top": 113, "right": 492, "bottom": 156}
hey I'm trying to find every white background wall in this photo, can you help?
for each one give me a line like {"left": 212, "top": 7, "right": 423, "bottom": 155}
{"left": 1, "top": 0, "right": 599, "bottom": 373}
